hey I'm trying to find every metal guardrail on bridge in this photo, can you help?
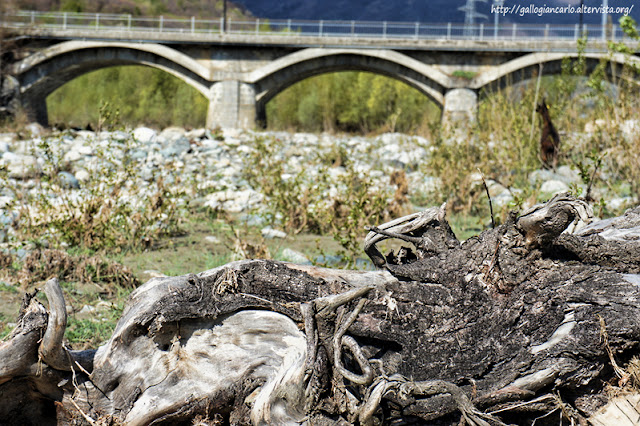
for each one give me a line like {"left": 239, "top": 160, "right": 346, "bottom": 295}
{"left": 0, "top": 10, "right": 629, "bottom": 42}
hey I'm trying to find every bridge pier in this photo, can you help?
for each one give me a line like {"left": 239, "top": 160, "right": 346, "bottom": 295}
{"left": 21, "top": 95, "right": 49, "bottom": 127}
{"left": 442, "top": 88, "right": 477, "bottom": 131}
{"left": 207, "top": 81, "right": 257, "bottom": 129}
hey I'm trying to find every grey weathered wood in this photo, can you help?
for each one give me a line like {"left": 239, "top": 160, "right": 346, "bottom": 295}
{"left": 1, "top": 194, "right": 639, "bottom": 425}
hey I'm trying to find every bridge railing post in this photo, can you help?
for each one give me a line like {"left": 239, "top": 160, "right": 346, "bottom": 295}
{"left": 479, "top": 23, "right": 484, "bottom": 40}
{"left": 414, "top": 22, "right": 419, "bottom": 39}
{"left": 31, "top": 10, "right": 35, "bottom": 25}
{"left": 383, "top": 21, "right": 387, "bottom": 39}
{"left": 512, "top": 23, "right": 516, "bottom": 40}
{"left": 63, "top": 12, "right": 67, "bottom": 30}
{"left": 351, "top": 20, "right": 355, "bottom": 36}
{"left": 256, "top": 19, "right": 259, "bottom": 35}
{"left": 545, "top": 23, "right": 549, "bottom": 40}
{"left": 319, "top": 20, "right": 323, "bottom": 37}
{"left": 191, "top": 16, "right": 195, "bottom": 34}
{"left": 447, "top": 22, "right": 451, "bottom": 40}
{"left": 220, "top": 17, "right": 224, "bottom": 34}
{"left": 159, "top": 15, "right": 163, "bottom": 32}
{"left": 95, "top": 13, "right": 99, "bottom": 30}
{"left": 127, "top": 14, "right": 131, "bottom": 30}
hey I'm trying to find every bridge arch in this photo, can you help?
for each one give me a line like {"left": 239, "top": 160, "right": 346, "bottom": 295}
{"left": 246, "top": 48, "right": 454, "bottom": 123}
{"left": 13, "top": 41, "right": 212, "bottom": 124}
{"left": 471, "top": 51, "right": 640, "bottom": 95}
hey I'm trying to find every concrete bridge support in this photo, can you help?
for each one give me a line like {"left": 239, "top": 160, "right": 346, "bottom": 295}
{"left": 441, "top": 88, "right": 477, "bottom": 131}
{"left": 22, "top": 95, "right": 49, "bottom": 127}
{"left": 207, "top": 81, "right": 257, "bottom": 129}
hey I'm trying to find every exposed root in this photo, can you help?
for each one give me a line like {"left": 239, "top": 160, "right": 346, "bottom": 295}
{"left": 38, "top": 277, "right": 72, "bottom": 371}
{"left": 333, "top": 299, "right": 373, "bottom": 386}
{"left": 399, "top": 380, "right": 507, "bottom": 426}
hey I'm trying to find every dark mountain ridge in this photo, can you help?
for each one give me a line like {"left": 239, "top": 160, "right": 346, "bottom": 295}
{"left": 230, "top": 0, "right": 639, "bottom": 26}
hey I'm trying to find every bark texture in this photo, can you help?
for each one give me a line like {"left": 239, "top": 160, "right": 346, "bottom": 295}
{"left": 1, "top": 193, "right": 639, "bottom": 425}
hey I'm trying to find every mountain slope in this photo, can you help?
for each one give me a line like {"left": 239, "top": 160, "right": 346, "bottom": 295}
{"left": 230, "top": 0, "right": 639, "bottom": 25}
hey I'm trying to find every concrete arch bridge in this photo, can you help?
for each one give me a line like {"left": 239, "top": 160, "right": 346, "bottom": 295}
{"left": 3, "top": 12, "right": 639, "bottom": 129}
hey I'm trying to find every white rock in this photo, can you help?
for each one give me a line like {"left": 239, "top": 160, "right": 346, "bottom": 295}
{"left": 6, "top": 154, "right": 38, "bottom": 179}
{"left": 74, "top": 169, "right": 90, "bottom": 182}
{"left": 280, "top": 248, "right": 311, "bottom": 264}
{"left": 133, "top": 127, "right": 157, "bottom": 143}
{"left": 78, "top": 305, "right": 96, "bottom": 315}
{"left": 492, "top": 190, "right": 515, "bottom": 208}
{"left": 540, "top": 180, "right": 570, "bottom": 195}
{"left": 607, "top": 197, "right": 634, "bottom": 211}
{"left": 555, "top": 165, "right": 581, "bottom": 184}
{"left": 25, "top": 122, "right": 45, "bottom": 136}
{"left": 0, "top": 196, "right": 13, "bottom": 208}
{"left": 621, "top": 119, "right": 640, "bottom": 138}
{"left": 186, "top": 128, "right": 206, "bottom": 139}
{"left": 143, "top": 270, "right": 168, "bottom": 278}
{"left": 261, "top": 227, "right": 287, "bottom": 239}
{"left": 204, "top": 235, "right": 222, "bottom": 244}
{"left": 583, "top": 119, "right": 607, "bottom": 133}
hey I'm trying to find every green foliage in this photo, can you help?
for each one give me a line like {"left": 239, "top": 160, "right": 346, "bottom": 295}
{"left": 47, "top": 66, "right": 208, "bottom": 129}
{"left": 266, "top": 72, "right": 440, "bottom": 134}
{"left": 242, "top": 136, "right": 400, "bottom": 267}
{"left": 0, "top": 133, "right": 186, "bottom": 253}
{"left": 452, "top": 70, "right": 477, "bottom": 79}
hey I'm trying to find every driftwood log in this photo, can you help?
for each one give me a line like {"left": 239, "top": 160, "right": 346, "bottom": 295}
{"left": 1, "top": 193, "right": 639, "bottom": 425}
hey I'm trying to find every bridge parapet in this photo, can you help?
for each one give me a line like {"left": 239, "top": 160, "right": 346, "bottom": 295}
{"left": 2, "top": 11, "right": 639, "bottom": 129}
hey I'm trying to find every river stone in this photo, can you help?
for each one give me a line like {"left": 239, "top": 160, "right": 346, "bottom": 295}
{"left": 75, "top": 169, "right": 90, "bottom": 182}
{"left": 57, "top": 171, "right": 80, "bottom": 189}
{"left": 133, "top": 127, "right": 157, "bottom": 143}
{"left": 280, "top": 248, "right": 311, "bottom": 264}
{"left": 186, "top": 128, "right": 206, "bottom": 139}
{"left": 608, "top": 197, "right": 634, "bottom": 211}
{"left": 261, "top": 227, "right": 287, "bottom": 239}
{"left": 25, "top": 122, "right": 45, "bottom": 137}
{"left": 0, "top": 196, "right": 13, "bottom": 209}
{"left": 4, "top": 153, "right": 39, "bottom": 179}
{"left": 540, "top": 180, "right": 570, "bottom": 195}
{"left": 620, "top": 119, "right": 640, "bottom": 138}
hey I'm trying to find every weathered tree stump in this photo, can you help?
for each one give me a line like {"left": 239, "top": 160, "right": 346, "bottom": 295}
{"left": 1, "top": 193, "right": 639, "bottom": 425}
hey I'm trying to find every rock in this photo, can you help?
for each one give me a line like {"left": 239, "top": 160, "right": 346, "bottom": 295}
{"left": 529, "top": 168, "right": 580, "bottom": 186}
{"left": 279, "top": 248, "right": 311, "bottom": 264}
{"left": 57, "top": 171, "right": 80, "bottom": 189}
{"left": 25, "top": 123, "right": 45, "bottom": 137}
{"left": 204, "top": 235, "right": 222, "bottom": 244}
{"left": 160, "top": 138, "right": 191, "bottom": 157}
{"left": 540, "top": 179, "right": 570, "bottom": 195}
{"left": 620, "top": 119, "right": 640, "bottom": 138}
{"left": 203, "top": 189, "right": 263, "bottom": 213}
{"left": 77, "top": 305, "right": 96, "bottom": 316}
{"left": 261, "top": 227, "right": 287, "bottom": 239}
{"left": 555, "top": 165, "right": 581, "bottom": 183}
{"left": 133, "top": 127, "right": 157, "bottom": 144}
{"left": 75, "top": 169, "right": 90, "bottom": 182}
{"left": 141, "top": 270, "right": 168, "bottom": 280}
{"left": 492, "top": 189, "right": 515, "bottom": 208}
{"left": 608, "top": 197, "right": 634, "bottom": 211}
{"left": 186, "top": 128, "right": 206, "bottom": 139}
{"left": 158, "top": 127, "right": 186, "bottom": 143}
{"left": 4, "top": 153, "right": 39, "bottom": 179}
{"left": 0, "top": 197, "right": 12, "bottom": 210}
{"left": 584, "top": 119, "right": 607, "bottom": 133}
